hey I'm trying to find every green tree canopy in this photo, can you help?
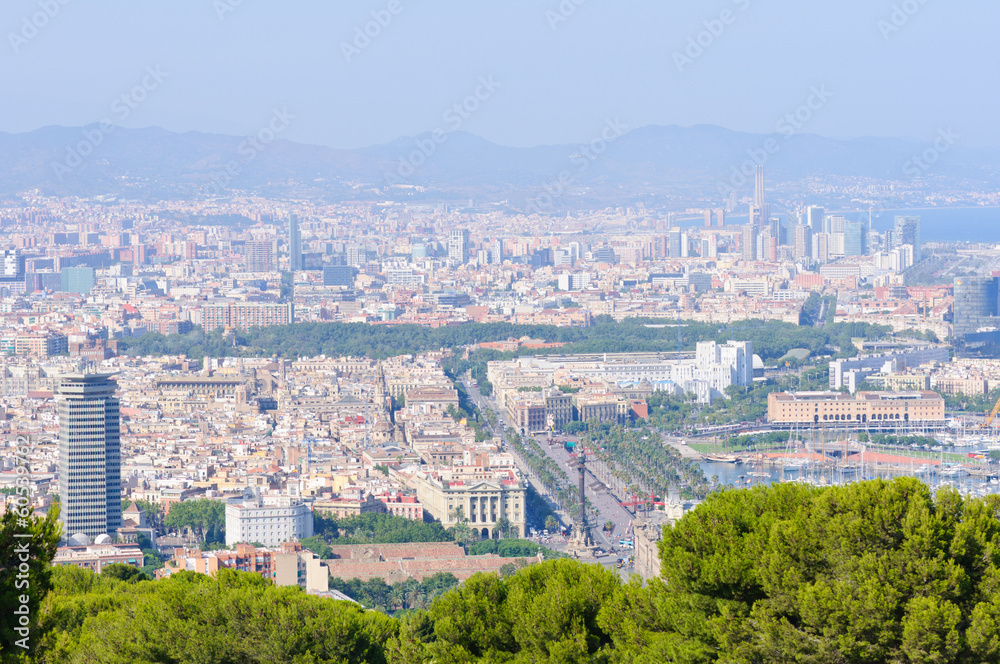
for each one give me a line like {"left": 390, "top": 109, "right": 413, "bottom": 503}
{"left": 604, "top": 478, "right": 1000, "bottom": 663}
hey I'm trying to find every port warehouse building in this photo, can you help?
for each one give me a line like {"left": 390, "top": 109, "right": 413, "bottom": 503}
{"left": 767, "top": 391, "right": 946, "bottom": 428}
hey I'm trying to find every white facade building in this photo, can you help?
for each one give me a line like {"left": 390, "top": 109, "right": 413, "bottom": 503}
{"left": 225, "top": 488, "right": 314, "bottom": 547}
{"left": 488, "top": 342, "right": 753, "bottom": 405}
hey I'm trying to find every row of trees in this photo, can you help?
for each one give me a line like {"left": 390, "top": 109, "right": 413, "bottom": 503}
{"left": 161, "top": 498, "right": 226, "bottom": 545}
{"left": 312, "top": 512, "right": 452, "bottom": 546}
{"left": 581, "top": 424, "right": 711, "bottom": 501}
{"left": 504, "top": 427, "right": 598, "bottom": 519}
{"left": 12, "top": 479, "right": 1000, "bottom": 662}
{"left": 120, "top": 316, "right": 892, "bottom": 366}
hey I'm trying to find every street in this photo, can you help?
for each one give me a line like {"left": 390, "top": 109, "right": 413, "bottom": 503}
{"left": 462, "top": 377, "right": 637, "bottom": 554}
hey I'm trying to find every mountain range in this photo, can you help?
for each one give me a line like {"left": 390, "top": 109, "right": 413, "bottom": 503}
{"left": 0, "top": 123, "right": 995, "bottom": 209}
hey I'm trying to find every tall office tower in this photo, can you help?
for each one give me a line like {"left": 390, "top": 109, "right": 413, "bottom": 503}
{"left": 953, "top": 276, "right": 1000, "bottom": 338}
{"left": 894, "top": 216, "right": 922, "bottom": 261}
{"left": 794, "top": 224, "right": 812, "bottom": 260}
{"left": 491, "top": 239, "right": 504, "bottom": 264}
{"left": 843, "top": 221, "right": 865, "bottom": 256}
{"left": 681, "top": 232, "right": 690, "bottom": 258}
{"left": 715, "top": 208, "right": 726, "bottom": 227}
{"left": 245, "top": 240, "right": 276, "bottom": 272}
{"left": 704, "top": 209, "right": 713, "bottom": 227}
{"left": 766, "top": 218, "right": 784, "bottom": 246}
{"left": 448, "top": 229, "right": 470, "bottom": 264}
{"left": 752, "top": 165, "right": 771, "bottom": 229}
{"left": 806, "top": 206, "right": 825, "bottom": 233}
{"left": 668, "top": 228, "right": 682, "bottom": 257}
{"left": 289, "top": 214, "right": 303, "bottom": 271}
{"left": 813, "top": 233, "right": 830, "bottom": 264}
{"left": 827, "top": 215, "right": 846, "bottom": 235}
{"left": 58, "top": 373, "right": 122, "bottom": 539}
{"left": 741, "top": 224, "right": 757, "bottom": 261}
{"left": 760, "top": 227, "right": 777, "bottom": 262}
{"left": 707, "top": 234, "right": 718, "bottom": 258}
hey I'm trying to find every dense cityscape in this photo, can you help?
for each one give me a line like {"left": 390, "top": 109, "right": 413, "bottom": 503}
{"left": 5, "top": 2, "right": 1000, "bottom": 662}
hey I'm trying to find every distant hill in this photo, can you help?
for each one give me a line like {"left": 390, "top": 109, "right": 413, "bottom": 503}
{"left": 0, "top": 123, "right": 995, "bottom": 205}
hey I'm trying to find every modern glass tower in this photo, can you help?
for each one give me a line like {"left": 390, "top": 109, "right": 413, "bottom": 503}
{"left": 57, "top": 373, "right": 121, "bottom": 539}
{"left": 953, "top": 276, "right": 1000, "bottom": 338}
{"left": 289, "top": 214, "right": 303, "bottom": 271}
{"left": 894, "top": 216, "right": 922, "bottom": 262}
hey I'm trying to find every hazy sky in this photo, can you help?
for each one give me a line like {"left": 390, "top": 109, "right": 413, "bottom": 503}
{"left": 2, "top": 0, "right": 997, "bottom": 149}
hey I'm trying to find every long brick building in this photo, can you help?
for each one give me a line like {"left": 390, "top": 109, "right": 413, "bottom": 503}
{"left": 767, "top": 391, "right": 946, "bottom": 427}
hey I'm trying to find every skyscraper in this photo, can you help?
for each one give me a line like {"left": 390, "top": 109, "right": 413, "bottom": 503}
{"left": 742, "top": 224, "right": 757, "bottom": 262}
{"left": 843, "top": 221, "right": 864, "bottom": 256}
{"left": 58, "top": 373, "right": 122, "bottom": 539}
{"left": 806, "top": 206, "right": 825, "bottom": 233}
{"left": 448, "top": 229, "right": 470, "bottom": 264}
{"left": 894, "top": 216, "right": 922, "bottom": 261}
{"left": 953, "top": 276, "right": 1000, "bottom": 338}
{"left": 668, "top": 228, "right": 682, "bottom": 258}
{"left": 289, "top": 214, "right": 303, "bottom": 271}
{"left": 794, "top": 224, "right": 812, "bottom": 260}
{"left": 751, "top": 166, "right": 771, "bottom": 229}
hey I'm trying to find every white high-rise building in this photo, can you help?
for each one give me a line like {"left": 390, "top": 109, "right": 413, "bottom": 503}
{"left": 448, "top": 229, "right": 470, "bottom": 264}
{"left": 58, "top": 373, "right": 122, "bottom": 539}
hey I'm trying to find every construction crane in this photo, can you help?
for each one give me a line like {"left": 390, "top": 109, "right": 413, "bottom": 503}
{"left": 983, "top": 394, "right": 1000, "bottom": 428}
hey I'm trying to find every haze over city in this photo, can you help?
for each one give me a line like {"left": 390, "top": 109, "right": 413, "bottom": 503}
{"left": 3, "top": 3, "right": 1000, "bottom": 664}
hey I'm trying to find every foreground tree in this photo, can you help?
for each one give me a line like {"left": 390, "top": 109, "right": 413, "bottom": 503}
{"left": 387, "top": 559, "right": 620, "bottom": 663}
{"left": 602, "top": 478, "right": 1000, "bottom": 664}
{"left": 0, "top": 503, "right": 61, "bottom": 662}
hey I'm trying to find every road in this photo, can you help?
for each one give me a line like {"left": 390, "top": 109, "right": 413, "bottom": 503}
{"left": 462, "top": 377, "right": 636, "bottom": 552}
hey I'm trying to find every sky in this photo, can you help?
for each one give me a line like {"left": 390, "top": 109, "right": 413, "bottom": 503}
{"left": 1, "top": 0, "right": 998, "bottom": 150}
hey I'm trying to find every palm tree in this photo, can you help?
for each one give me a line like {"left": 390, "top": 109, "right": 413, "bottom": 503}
{"left": 406, "top": 585, "right": 422, "bottom": 609}
{"left": 388, "top": 586, "right": 405, "bottom": 611}
{"left": 450, "top": 522, "right": 475, "bottom": 547}
{"left": 496, "top": 517, "right": 511, "bottom": 539}
{"left": 448, "top": 505, "right": 466, "bottom": 524}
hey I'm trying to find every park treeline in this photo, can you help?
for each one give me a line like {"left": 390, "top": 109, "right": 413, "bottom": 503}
{"left": 7, "top": 478, "right": 1000, "bottom": 663}
{"left": 119, "top": 317, "right": 890, "bottom": 364}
